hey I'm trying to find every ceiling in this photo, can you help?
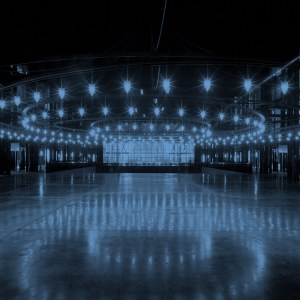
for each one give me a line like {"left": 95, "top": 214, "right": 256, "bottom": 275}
{"left": 0, "top": 1, "right": 299, "bottom": 148}
{"left": 0, "top": 0, "right": 299, "bottom": 67}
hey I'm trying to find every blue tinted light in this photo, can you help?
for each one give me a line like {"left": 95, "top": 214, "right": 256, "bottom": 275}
{"left": 58, "top": 109, "right": 64, "bottom": 118}
{"left": 78, "top": 107, "right": 85, "bottom": 117}
{"left": 102, "top": 106, "right": 109, "bottom": 116}
{"left": 163, "top": 78, "right": 171, "bottom": 94}
{"left": 178, "top": 107, "right": 185, "bottom": 117}
{"left": 128, "top": 106, "right": 135, "bottom": 116}
{"left": 244, "top": 79, "right": 252, "bottom": 92}
{"left": 154, "top": 107, "right": 160, "bottom": 117}
{"left": 88, "top": 84, "right": 96, "bottom": 96}
{"left": 124, "top": 80, "right": 132, "bottom": 93}
{"left": 218, "top": 112, "right": 225, "bottom": 121}
{"left": 33, "top": 91, "right": 41, "bottom": 102}
{"left": 199, "top": 110, "right": 207, "bottom": 119}
{"left": 0, "top": 99, "right": 6, "bottom": 109}
{"left": 14, "top": 96, "right": 21, "bottom": 106}
{"left": 42, "top": 111, "right": 48, "bottom": 119}
{"left": 31, "top": 114, "right": 37, "bottom": 122}
{"left": 58, "top": 88, "right": 65, "bottom": 100}
{"left": 117, "top": 124, "right": 122, "bottom": 131}
{"left": 280, "top": 81, "right": 289, "bottom": 94}
{"left": 203, "top": 78, "right": 211, "bottom": 92}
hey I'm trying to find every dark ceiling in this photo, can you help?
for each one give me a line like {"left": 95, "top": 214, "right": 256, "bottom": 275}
{"left": 0, "top": 0, "right": 299, "bottom": 67}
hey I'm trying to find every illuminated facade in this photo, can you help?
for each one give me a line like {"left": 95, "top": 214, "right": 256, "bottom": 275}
{"left": 0, "top": 55, "right": 299, "bottom": 177}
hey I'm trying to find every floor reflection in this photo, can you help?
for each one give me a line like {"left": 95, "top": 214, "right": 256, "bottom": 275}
{"left": 0, "top": 171, "right": 299, "bottom": 299}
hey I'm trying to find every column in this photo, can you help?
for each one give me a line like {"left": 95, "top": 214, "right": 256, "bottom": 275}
{"left": 259, "top": 145, "right": 269, "bottom": 174}
{"left": 28, "top": 143, "right": 39, "bottom": 172}
{"left": 0, "top": 139, "right": 11, "bottom": 175}
{"left": 194, "top": 145, "right": 201, "bottom": 165}
{"left": 287, "top": 141, "right": 298, "bottom": 180}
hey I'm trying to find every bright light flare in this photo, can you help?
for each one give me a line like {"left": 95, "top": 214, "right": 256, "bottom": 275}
{"left": 163, "top": 78, "right": 171, "bottom": 94}
{"left": 199, "top": 110, "right": 207, "bottom": 119}
{"left": 88, "top": 83, "right": 96, "bottom": 96}
{"left": 244, "top": 79, "right": 252, "bottom": 92}
{"left": 58, "top": 88, "right": 65, "bottom": 100}
{"left": 203, "top": 78, "right": 211, "bottom": 92}
{"left": 101, "top": 106, "right": 109, "bottom": 116}
{"left": 233, "top": 115, "right": 239, "bottom": 123}
{"left": 33, "top": 91, "right": 41, "bottom": 102}
{"left": 280, "top": 81, "right": 289, "bottom": 95}
{"left": 42, "top": 111, "right": 48, "bottom": 119}
{"left": 128, "top": 106, "right": 135, "bottom": 116}
{"left": 0, "top": 99, "right": 6, "bottom": 109}
{"left": 218, "top": 112, "right": 225, "bottom": 121}
{"left": 124, "top": 80, "right": 132, "bottom": 93}
{"left": 178, "top": 107, "right": 185, "bottom": 117}
{"left": 78, "top": 107, "right": 85, "bottom": 117}
{"left": 58, "top": 109, "right": 64, "bottom": 118}
{"left": 154, "top": 107, "right": 160, "bottom": 117}
{"left": 31, "top": 114, "right": 37, "bottom": 122}
{"left": 14, "top": 96, "right": 21, "bottom": 106}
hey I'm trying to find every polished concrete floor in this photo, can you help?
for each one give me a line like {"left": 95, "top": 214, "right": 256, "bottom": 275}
{"left": 0, "top": 167, "right": 299, "bottom": 299}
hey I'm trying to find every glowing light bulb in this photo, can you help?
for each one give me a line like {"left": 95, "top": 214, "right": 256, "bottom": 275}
{"left": 128, "top": 106, "right": 135, "bottom": 116}
{"left": 124, "top": 80, "right": 131, "bottom": 93}
{"left": 58, "top": 88, "right": 65, "bottom": 100}
{"left": 78, "top": 107, "right": 85, "bottom": 117}
{"left": 178, "top": 107, "right": 185, "bottom": 117}
{"left": 218, "top": 112, "right": 225, "bottom": 121}
{"left": 88, "top": 83, "right": 96, "bottom": 96}
{"left": 199, "top": 110, "right": 207, "bottom": 119}
{"left": 244, "top": 79, "right": 252, "bottom": 92}
{"left": 42, "top": 111, "right": 48, "bottom": 119}
{"left": 58, "top": 109, "right": 64, "bottom": 118}
{"left": 154, "top": 107, "right": 160, "bottom": 117}
{"left": 233, "top": 115, "right": 239, "bottom": 123}
{"left": 31, "top": 114, "right": 37, "bottom": 122}
{"left": 280, "top": 81, "right": 289, "bottom": 95}
{"left": 163, "top": 78, "right": 171, "bottom": 94}
{"left": 0, "top": 99, "right": 6, "bottom": 109}
{"left": 14, "top": 96, "right": 21, "bottom": 106}
{"left": 33, "top": 91, "right": 41, "bottom": 102}
{"left": 203, "top": 78, "right": 211, "bottom": 92}
{"left": 102, "top": 106, "right": 109, "bottom": 116}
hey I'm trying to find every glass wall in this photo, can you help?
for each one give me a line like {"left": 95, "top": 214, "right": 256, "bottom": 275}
{"left": 103, "top": 139, "right": 194, "bottom": 165}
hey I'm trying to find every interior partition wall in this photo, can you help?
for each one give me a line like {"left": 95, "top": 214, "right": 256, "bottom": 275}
{"left": 103, "top": 139, "right": 194, "bottom": 165}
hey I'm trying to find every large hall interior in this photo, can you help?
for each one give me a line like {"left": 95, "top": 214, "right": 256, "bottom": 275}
{"left": 0, "top": 1, "right": 299, "bottom": 299}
